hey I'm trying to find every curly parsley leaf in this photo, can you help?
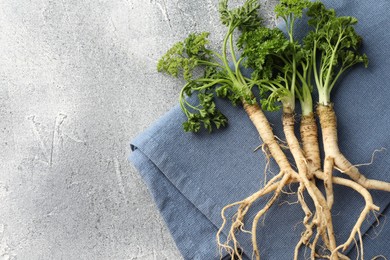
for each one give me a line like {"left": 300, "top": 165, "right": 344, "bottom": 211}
{"left": 157, "top": 32, "right": 213, "bottom": 81}
{"left": 219, "top": 0, "right": 262, "bottom": 32}
{"left": 275, "top": 0, "right": 311, "bottom": 20}
{"left": 304, "top": 1, "right": 368, "bottom": 104}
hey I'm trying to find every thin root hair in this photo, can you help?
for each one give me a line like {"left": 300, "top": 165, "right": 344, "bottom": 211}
{"left": 335, "top": 148, "right": 387, "bottom": 173}
{"left": 365, "top": 212, "right": 386, "bottom": 240}
{"left": 279, "top": 198, "right": 299, "bottom": 206}
{"left": 371, "top": 256, "right": 388, "bottom": 260}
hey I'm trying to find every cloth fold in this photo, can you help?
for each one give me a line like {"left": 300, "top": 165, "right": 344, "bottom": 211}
{"left": 129, "top": 0, "right": 390, "bottom": 259}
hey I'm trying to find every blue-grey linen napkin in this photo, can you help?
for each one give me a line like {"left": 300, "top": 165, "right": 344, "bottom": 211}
{"left": 129, "top": 0, "right": 390, "bottom": 259}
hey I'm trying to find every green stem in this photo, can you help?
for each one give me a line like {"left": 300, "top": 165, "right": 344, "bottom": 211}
{"left": 263, "top": 82, "right": 280, "bottom": 92}
{"left": 229, "top": 31, "right": 237, "bottom": 66}
{"left": 179, "top": 84, "right": 192, "bottom": 117}
{"left": 184, "top": 100, "right": 201, "bottom": 111}
{"left": 321, "top": 35, "right": 342, "bottom": 105}
{"left": 312, "top": 40, "right": 321, "bottom": 90}
{"left": 194, "top": 78, "right": 229, "bottom": 83}
{"left": 300, "top": 86, "right": 313, "bottom": 116}
{"left": 191, "top": 79, "right": 231, "bottom": 91}
{"left": 328, "top": 67, "right": 345, "bottom": 94}
{"left": 222, "top": 24, "right": 236, "bottom": 80}
{"left": 235, "top": 57, "right": 247, "bottom": 86}
{"left": 291, "top": 60, "right": 296, "bottom": 95}
{"left": 288, "top": 15, "right": 295, "bottom": 43}
{"left": 197, "top": 60, "right": 225, "bottom": 69}
{"left": 290, "top": 47, "right": 296, "bottom": 110}
{"left": 210, "top": 50, "right": 225, "bottom": 63}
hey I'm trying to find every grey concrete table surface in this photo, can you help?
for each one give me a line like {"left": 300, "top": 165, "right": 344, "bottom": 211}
{"left": 0, "top": 0, "right": 276, "bottom": 259}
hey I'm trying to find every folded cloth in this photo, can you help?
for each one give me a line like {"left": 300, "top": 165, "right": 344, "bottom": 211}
{"left": 129, "top": 0, "right": 390, "bottom": 259}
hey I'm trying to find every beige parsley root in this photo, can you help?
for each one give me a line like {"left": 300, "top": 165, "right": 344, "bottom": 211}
{"left": 300, "top": 113, "right": 321, "bottom": 177}
{"left": 300, "top": 109, "right": 381, "bottom": 258}
{"left": 283, "top": 108, "right": 340, "bottom": 259}
{"left": 317, "top": 105, "right": 390, "bottom": 192}
{"left": 217, "top": 102, "right": 299, "bottom": 260}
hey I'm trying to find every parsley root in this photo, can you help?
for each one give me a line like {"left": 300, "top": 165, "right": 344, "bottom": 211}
{"left": 317, "top": 105, "right": 390, "bottom": 191}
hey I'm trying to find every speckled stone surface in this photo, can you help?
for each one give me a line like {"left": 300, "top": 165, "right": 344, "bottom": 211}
{"left": 0, "top": 1, "right": 277, "bottom": 259}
